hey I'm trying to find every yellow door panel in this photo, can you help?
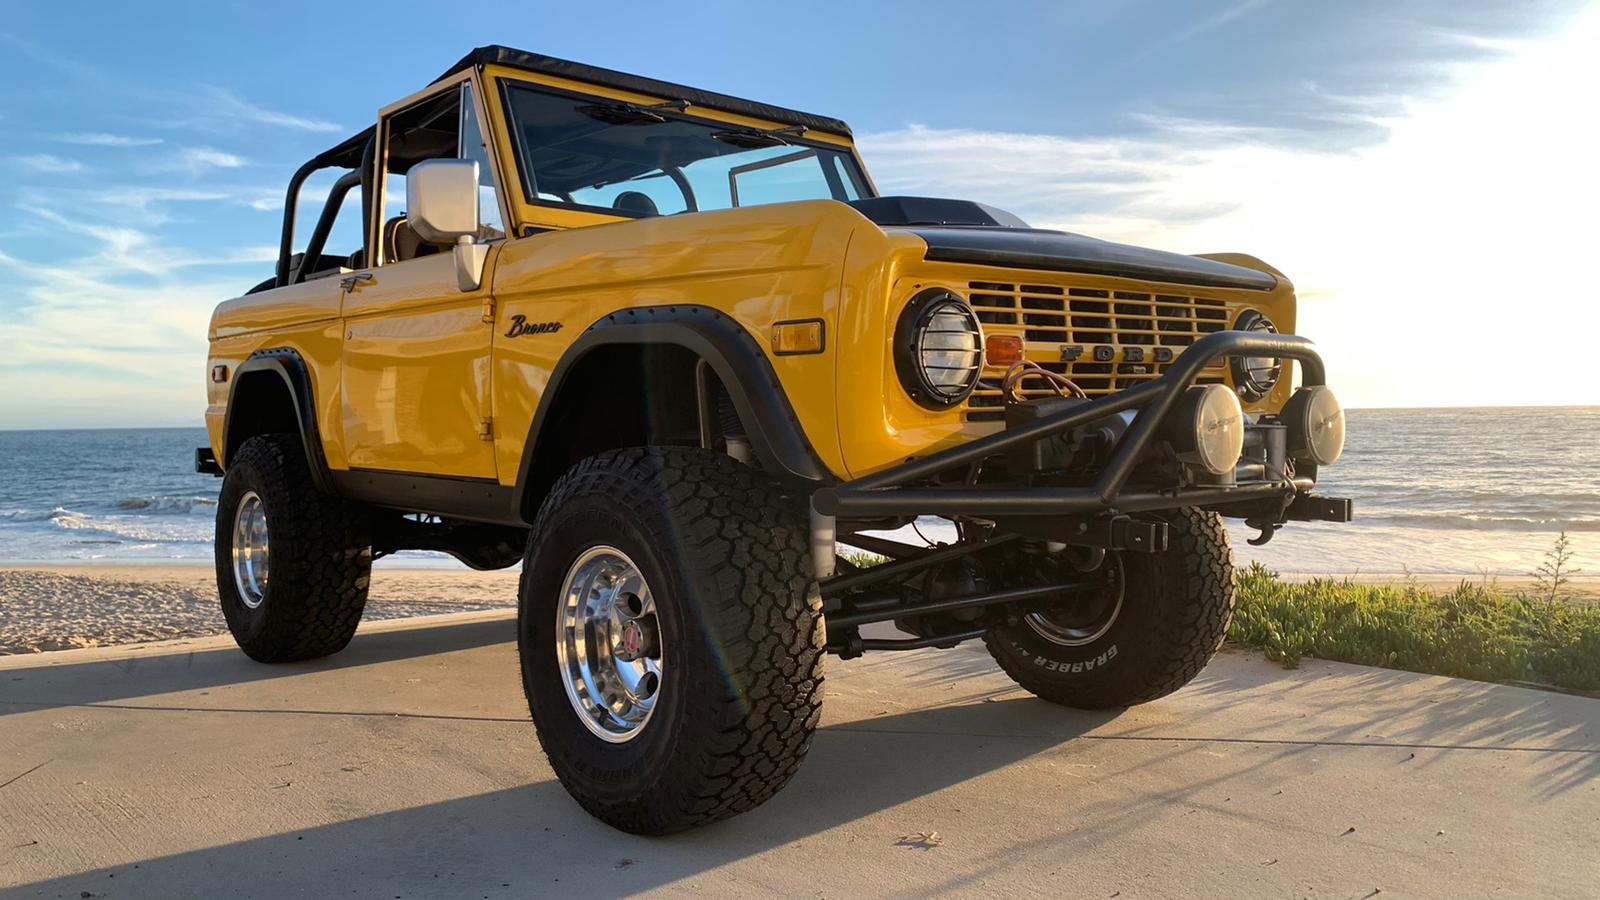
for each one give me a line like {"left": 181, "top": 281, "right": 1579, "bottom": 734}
{"left": 340, "top": 252, "right": 498, "bottom": 478}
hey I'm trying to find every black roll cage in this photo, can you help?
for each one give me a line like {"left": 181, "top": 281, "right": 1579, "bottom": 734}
{"left": 274, "top": 129, "right": 374, "bottom": 289}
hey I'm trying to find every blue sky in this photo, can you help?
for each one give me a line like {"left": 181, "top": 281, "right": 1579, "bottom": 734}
{"left": 1, "top": 0, "right": 1596, "bottom": 427}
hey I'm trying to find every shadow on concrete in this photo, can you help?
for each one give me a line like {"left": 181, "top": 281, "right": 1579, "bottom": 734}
{"left": 0, "top": 616, "right": 515, "bottom": 717}
{"left": 7, "top": 618, "right": 1599, "bottom": 897}
{"left": 847, "top": 642, "right": 1600, "bottom": 800}
{"left": 3, "top": 698, "right": 1122, "bottom": 898}
{"left": 1181, "top": 661, "right": 1600, "bottom": 799}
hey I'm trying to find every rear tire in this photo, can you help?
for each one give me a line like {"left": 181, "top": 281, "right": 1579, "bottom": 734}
{"left": 518, "top": 448, "right": 824, "bottom": 834}
{"left": 983, "top": 507, "right": 1234, "bottom": 709}
{"left": 215, "top": 433, "right": 372, "bottom": 663}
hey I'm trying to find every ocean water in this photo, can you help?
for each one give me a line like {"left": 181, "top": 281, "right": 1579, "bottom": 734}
{"left": 1, "top": 409, "right": 1595, "bottom": 575}
{"left": 1, "top": 428, "right": 220, "bottom": 563}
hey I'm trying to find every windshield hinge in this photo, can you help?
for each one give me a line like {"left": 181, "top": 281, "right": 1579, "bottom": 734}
{"left": 477, "top": 417, "right": 494, "bottom": 442}
{"left": 481, "top": 296, "right": 495, "bottom": 324}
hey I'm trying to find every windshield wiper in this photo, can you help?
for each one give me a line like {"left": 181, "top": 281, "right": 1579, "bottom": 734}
{"left": 575, "top": 98, "right": 690, "bottom": 126}
{"left": 710, "top": 124, "right": 808, "bottom": 148}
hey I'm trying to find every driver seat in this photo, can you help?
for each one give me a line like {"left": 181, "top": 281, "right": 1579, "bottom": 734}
{"left": 382, "top": 215, "right": 445, "bottom": 263}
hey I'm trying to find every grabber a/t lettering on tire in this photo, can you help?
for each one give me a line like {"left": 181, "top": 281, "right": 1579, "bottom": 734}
{"left": 983, "top": 507, "right": 1235, "bottom": 709}
{"left": 214, "top": 433, "right": 372, "bottom": 663}
{"left": 518, "top": 447, "right": 825, "bottom": 834}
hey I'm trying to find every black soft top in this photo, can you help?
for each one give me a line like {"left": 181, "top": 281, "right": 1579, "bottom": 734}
{"left": 310, "top": 126, "right": 375, "bottom": 170}
{"left": 301, "top": 47, "right": 854, "bottom": 181}
{"left": 436, "top": 45, "right": 854, "bottom": 138}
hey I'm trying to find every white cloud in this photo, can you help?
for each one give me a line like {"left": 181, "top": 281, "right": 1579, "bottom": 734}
{"left": 175, "top": 147, "right": 247, "bottom": 171}
{"left": 859, "top": 6, "right": 1600, "bottom": 408}
{"left": 11, "top": 200, "right": 273, "bottom": 277}
{"left": 201, "top": 87, "right": 342, "bottom": 133}
{"left": 244, "top": 192, "right": 285, "bottom": 212}
{"left": 241, "top": 182, "right": 329, "bottom": 212}
{"left": 51, "top": 131, "right": 163, "bottom": 147}
{"left": 14, "top": 153, "right": 85, "bottom": 174}
{"left": 1121, "top": 0, "right": 1277, "bottom": 66}
{"left": 0, "top": 204, "right": 268, "bottom": 425}
{"left": 12, "top": 185, "right": 233, "bottom": 230}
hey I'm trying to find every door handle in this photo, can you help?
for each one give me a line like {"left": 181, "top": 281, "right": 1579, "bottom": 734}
{"left": 340, "top": 273, "right": 375, "bottom": 292}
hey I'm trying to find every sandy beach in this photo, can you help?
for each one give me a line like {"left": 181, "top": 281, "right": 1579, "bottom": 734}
{"left": 1, "top": 561, "right": 1592, "bottom": 657}
{"left": 0, "top": 564, "right": 521, "bottom": 655}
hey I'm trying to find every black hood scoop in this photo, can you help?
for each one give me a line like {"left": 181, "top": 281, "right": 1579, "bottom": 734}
{"left": 847, "top": 196, "right": 1277, "bottom": 292}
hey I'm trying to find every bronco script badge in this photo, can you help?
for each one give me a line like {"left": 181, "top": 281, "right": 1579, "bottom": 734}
{"left": 504, "top": 315, "right": 563, "bottom": 337}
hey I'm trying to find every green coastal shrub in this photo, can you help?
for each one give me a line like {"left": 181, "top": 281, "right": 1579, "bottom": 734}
{"left": 1229, "top": 562, "right": 1600, "bottom": 693}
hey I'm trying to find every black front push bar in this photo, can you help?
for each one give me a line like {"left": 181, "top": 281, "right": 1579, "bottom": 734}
{"left": 812, "top": 330, "right": 1327, "bottom": 518}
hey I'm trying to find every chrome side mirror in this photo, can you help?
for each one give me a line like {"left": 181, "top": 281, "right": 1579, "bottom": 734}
{"left": 406, "top": 159, "right": 488, "bottom": 291}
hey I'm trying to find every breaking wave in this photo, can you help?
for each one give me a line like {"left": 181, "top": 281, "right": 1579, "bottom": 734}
{"left": 1361, "top": 513, "right": 1600, "bottom": 533}
{"left": 39, "top": 507, "right": 211, "bottom": 543}
{"left": 115, "top": 496, "right": 217, "bottom": 514}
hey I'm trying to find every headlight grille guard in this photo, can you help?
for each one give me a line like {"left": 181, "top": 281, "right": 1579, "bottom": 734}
{"left": 813, "top": 330, "right": 1347, "bottom": 520}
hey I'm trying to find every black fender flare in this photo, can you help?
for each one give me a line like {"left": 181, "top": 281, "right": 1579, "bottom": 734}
{"left": 222, "top": 348, "right": 336, "bottom": 494}
{"left": 511, "top": 305, "right": 833, "bottom": 519}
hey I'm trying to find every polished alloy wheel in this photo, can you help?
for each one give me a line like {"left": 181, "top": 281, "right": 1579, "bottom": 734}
{"left": 556, "top": 545, "right": 664, "bottom": 743}
{"left": 231, "top": 490, "right": 271, "bottom": 609}
{"left": 1025, "top": 559, "right": 1125, "bottom": 647}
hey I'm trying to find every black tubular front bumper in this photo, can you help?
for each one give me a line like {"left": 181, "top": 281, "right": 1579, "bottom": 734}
{"left": 812, "top": 330, "right": 1348, "bottom": 521}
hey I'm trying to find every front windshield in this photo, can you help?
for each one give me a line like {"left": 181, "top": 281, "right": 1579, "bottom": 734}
{"left": 500, "top": 82, "right": 870, "bottom": 218}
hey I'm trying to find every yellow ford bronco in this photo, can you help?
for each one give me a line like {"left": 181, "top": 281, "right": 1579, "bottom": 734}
{"left": 199, "top": 46, "right": 1350, "bottom": 834}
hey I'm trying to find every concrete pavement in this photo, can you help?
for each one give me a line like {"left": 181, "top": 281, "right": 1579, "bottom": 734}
{"left": 1, "top": 611, "right": 1596, "bottom": 898}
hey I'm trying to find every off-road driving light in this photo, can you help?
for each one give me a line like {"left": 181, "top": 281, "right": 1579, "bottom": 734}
{"left": 893, "top": 289, "right": 984, "bottom": 408}
{"left": 1230, "top": 309, "right": 1281, "bottom": 401}
{"left": 1281, "top": 385, "right": 1346, "bottom": 466}
{"left": 1165, "top": 383, "right": 1246, "bottom": 476}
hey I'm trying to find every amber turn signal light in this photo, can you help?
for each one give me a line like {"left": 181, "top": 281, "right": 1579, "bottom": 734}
{"left": 771, "top": 319, "right": 825, "bottom": 355}
{"left": 985, "top": 334, "right": 1023, "bottom": 367}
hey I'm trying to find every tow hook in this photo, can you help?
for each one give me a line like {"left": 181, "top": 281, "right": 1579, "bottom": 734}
{"left": 1245, "top": 519, "right": 1279, "bottom": 546}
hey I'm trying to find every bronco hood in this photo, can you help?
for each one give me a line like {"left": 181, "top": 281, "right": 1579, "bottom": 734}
{"left": 846, "top": 196, "right": 1277, "bottom": 292}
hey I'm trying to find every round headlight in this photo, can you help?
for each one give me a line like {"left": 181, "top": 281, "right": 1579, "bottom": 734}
{"left": 1231, "top": 309, "right": 1281, "bottom": 401}
{"left": 1165, "top": 384, "right": 1245, "bottom": 476}
{"left": 1282, "top": 385, "right": 1346, "bottom": 466}
{"left": 893, "top": 289, "right": 983, "bottom": 408}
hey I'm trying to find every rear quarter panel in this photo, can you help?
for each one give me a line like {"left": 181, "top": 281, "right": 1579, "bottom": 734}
{"left": 206, "top": 280, "right": 346, "bottom": 469}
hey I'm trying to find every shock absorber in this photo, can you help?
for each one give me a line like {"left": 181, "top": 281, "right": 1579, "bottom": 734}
{"left": 716, "top": 388, "right": 753, "bottom": 464}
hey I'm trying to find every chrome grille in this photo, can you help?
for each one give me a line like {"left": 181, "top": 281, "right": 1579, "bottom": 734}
{"left": 966, "top": 281, "right": 1230, "bottom": 423}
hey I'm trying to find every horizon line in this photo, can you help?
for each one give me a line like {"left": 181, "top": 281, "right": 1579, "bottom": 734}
{"left": 4, "top": 403, "right": 1600, "bottom": 433}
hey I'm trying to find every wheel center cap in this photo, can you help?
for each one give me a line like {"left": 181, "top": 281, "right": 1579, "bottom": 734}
{"left": 615, "top": 617, "right": 659, "bottom": 663}
{"left": 617, "top": 621, "right": 644, "bottom": 661}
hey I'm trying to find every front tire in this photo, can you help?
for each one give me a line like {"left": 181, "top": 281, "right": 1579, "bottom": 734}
{"left": 215, "top": 434, "right": 372, "bottom": 663}
{"left": 983, "top": 507, "right": 1234, "bottom": 709}
{"left": 519, "top": 448, "right": 824, "bottom": 835}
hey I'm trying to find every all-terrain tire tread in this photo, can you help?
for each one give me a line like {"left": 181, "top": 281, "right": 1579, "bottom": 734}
{"left": 216, "top": 434, "right": 370, "bottom": 662}
{"left": 982, "top": 507, "right": 1233, "bottom": 708}
{"left": 523, "top": 447, "right": 823, "bottom": 834}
